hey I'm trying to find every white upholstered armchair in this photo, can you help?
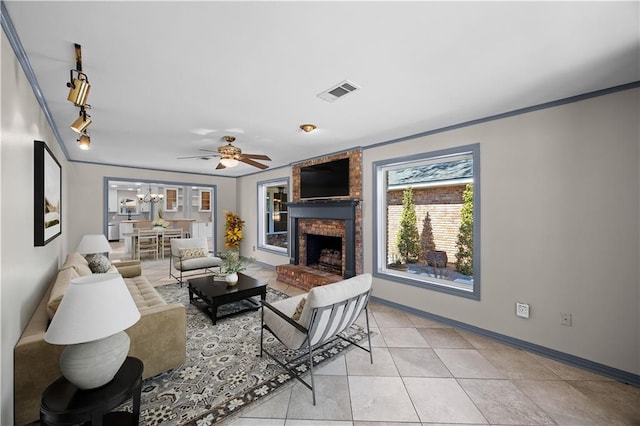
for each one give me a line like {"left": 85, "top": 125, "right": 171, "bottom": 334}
{"left": 169, "top": 237, "right": 222, "bottom": 285}
{"left": 260, "top": 273, "right": 373, "bottom": 404}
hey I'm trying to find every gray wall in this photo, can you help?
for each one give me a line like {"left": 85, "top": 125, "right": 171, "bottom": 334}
{"left": 66, "top": 163, "right": 236, "bottom": 254}
{"left": 236, "top": 87, "right": 639, "bottom": 376}
{"left": 0, "top": 30, "right": 238, "bottom": 423}
{"left": 361, "top": 88, "right": 639, "bottom": 374}
{"left": 1, "top": 31, "right": 68, "bottom": 425}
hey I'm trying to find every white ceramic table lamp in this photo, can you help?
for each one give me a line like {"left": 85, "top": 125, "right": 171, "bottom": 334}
{"left": 77, "top": 234, "right": 112, "bottom": 272}
{"left": 76, "top": 233, "right": 111, "bottom": 261}
{"left": 44, "top": 273, "right": 141, "bottom": 389}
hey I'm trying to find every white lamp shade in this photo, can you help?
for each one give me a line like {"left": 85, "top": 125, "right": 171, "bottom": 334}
{"left": 45, "top": 274, "right": 141, "bottom": 345}
{"left": 76, "top": 234, "right": 111, "bottom": 255}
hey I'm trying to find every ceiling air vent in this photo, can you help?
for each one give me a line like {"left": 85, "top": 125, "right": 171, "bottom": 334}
{"left": 317, "top": 80, "right": 360, "bottom": 102}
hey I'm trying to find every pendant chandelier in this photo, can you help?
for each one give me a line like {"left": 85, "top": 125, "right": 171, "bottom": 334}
{"left": 136, "top": 186, "right": 164, "bottom": 204}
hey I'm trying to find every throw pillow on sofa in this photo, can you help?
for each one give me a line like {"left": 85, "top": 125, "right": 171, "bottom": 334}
{"left": 179, "top": 247, "right": 207, "bottom": 260}
{"left": 60, "top": 252, "right": 92, "bottom": 276}
{"left": 88, "top": 255, "right": 112, "bottom": 273}
{"left": 291, "top": 297, "right": 306, "bottom": 321}
{"left": 46, "top": 267, "right": 80, "bottom": 319}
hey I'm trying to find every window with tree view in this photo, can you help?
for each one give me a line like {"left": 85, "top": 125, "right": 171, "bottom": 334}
{"left": 374, "top": 144, "right": 480, "bottom": 299}
{"left": 258, "top": 179, "right": 289, "bottom": 254}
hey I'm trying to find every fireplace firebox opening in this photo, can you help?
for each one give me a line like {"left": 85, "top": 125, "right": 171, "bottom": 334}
{"left": 305, "top": 234, "right": 342, "bottom": 275}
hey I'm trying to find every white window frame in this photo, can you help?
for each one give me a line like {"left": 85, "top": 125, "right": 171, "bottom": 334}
{"left": 257, "top": 178, "right": 289, "bottom": 255}
{"left": 373, "top": 143, "right": 481, "bottom": 300}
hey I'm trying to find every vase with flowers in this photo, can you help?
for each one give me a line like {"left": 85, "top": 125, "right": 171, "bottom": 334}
{"left": 152, "top": 208, "right": 169, "bottom": 228}
{"left": 222, "top": 211, "right": 245, "bottom": 285}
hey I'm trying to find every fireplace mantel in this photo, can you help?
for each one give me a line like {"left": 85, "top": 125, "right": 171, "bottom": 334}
{"left": 287, "top": 199, "right": 361, "bottom": 278}
{"left": 287, "top": 199, "right": 360, "bottom": 218}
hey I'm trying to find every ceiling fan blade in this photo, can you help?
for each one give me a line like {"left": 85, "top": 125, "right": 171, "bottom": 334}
{"left": 177, "top": 154, "right": 217, "bottom": 160}
{"left": 241, "top": 153, "right": 271, "bottom": 161}
{"left": 239, "top": 157, "right": 269, "bottom": 169}
{"left": 199, "top": 148, "right": 221, "bottom": 154}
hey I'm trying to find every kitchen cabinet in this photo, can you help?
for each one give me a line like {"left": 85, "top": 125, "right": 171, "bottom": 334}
{"left": 164, "top": 188, "right": 179, "bottom": 211}
{"left": 199, "top": 190, "right": 211, "bottom": 212}
{"left": 108, "top": 189, "right": 118, "bottom": 212}
{"left": 192, "top": 222, "right": 212, "bottom": 240}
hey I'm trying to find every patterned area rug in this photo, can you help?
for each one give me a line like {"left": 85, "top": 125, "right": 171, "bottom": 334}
{"left": 125, "top": 284, "right": 369, "bottom": 425}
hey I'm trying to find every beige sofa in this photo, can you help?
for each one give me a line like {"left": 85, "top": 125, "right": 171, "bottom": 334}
{"left": 14, "top": 253, "right": 186, "bottom": 425}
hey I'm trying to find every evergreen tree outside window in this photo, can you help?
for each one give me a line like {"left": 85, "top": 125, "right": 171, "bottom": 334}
{"left": 455, "top": 183, "right": 474, "bottom": 275}
{"left": 396, "top": 187, "right": 421, "bottom": 263}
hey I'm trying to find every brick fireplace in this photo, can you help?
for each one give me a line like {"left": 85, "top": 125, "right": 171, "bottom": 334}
{"left": 276, "top": 150, "right": 363, "bottom": 291}
{"left": 276, "top": 200, "right": 362, "bottom": 291}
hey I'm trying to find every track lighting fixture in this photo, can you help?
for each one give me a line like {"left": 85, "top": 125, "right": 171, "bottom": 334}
{"left": 67, "top": 43, "right": 94, "bottom": 150}
{"left": 77, "top": 134, "right": 91, "bottom": 150}
{"left": 70, "top": 107, "right": 92, "bottom": 133}
{"left": 66, "top": 43, "right": 91, "bottom": 107}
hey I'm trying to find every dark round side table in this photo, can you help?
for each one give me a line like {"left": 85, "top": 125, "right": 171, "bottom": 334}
{"left": 40, "top": 356, "right": 143, "bottom": 426}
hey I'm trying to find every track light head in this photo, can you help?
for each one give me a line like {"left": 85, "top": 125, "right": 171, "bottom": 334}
{"left": 67, "top": 70, "right": 91, "bottom": 107}
{"left": 77, "top": 134, "right": 91, "bottom": 150}
{"left": 70, "top": 108, "right": 92, "bottom": 133}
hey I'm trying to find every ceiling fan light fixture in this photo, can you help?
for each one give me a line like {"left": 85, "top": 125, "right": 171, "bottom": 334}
{"left": 300, "top": 123, "right": 317, "bottom": 133}
{"left": 77, "top": 134, "right": 91, "bottom": 150}
{"left": 219, "top": 157, "right": 239, "bottom": 168}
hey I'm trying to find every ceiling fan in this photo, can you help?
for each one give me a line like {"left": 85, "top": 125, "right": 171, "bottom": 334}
{"left": 178, "top": 136, "right": 271, "bottom": 170}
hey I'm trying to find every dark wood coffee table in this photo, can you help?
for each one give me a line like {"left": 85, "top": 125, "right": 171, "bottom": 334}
{"left": 188, "top": 273, "right": 267, "bottom": 324}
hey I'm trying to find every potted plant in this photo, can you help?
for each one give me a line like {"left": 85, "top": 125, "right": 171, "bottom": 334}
{"left": 224, "top": 211, "right": 244, "bottom": 249}
{"left": 220, "top": 250, "right": 246, "bottom": 285}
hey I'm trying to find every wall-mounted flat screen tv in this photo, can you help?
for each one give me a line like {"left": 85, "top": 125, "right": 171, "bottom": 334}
{"left": 300, "top": 158, "right": 350, "bottom": 199}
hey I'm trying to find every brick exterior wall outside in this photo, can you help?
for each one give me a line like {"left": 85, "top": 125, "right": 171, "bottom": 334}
{"left": 387, "top": 185, "right": 465, "bottom": 205}
{"left": 386, "top": 185, "right": 465, "bottom": 265}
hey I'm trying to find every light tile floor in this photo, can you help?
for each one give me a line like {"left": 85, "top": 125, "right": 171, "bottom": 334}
{"left": 115, "top": 246, "right": 640, "bottom": 426}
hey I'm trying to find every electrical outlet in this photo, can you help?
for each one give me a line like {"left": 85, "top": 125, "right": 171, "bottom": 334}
{"left": 561, "top": 313, "right": 572, "bottom": 326}
{"left": 516, "top": 302, "right": 530, "bottom": 318}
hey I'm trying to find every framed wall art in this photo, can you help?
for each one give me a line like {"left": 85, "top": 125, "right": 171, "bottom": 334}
{"left": 34, "top": 140, "right": 62, "bottom": 246}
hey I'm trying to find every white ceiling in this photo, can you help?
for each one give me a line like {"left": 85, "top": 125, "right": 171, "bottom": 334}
{"left": 4, "top": 1, "right": 639, "bottom": 177}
